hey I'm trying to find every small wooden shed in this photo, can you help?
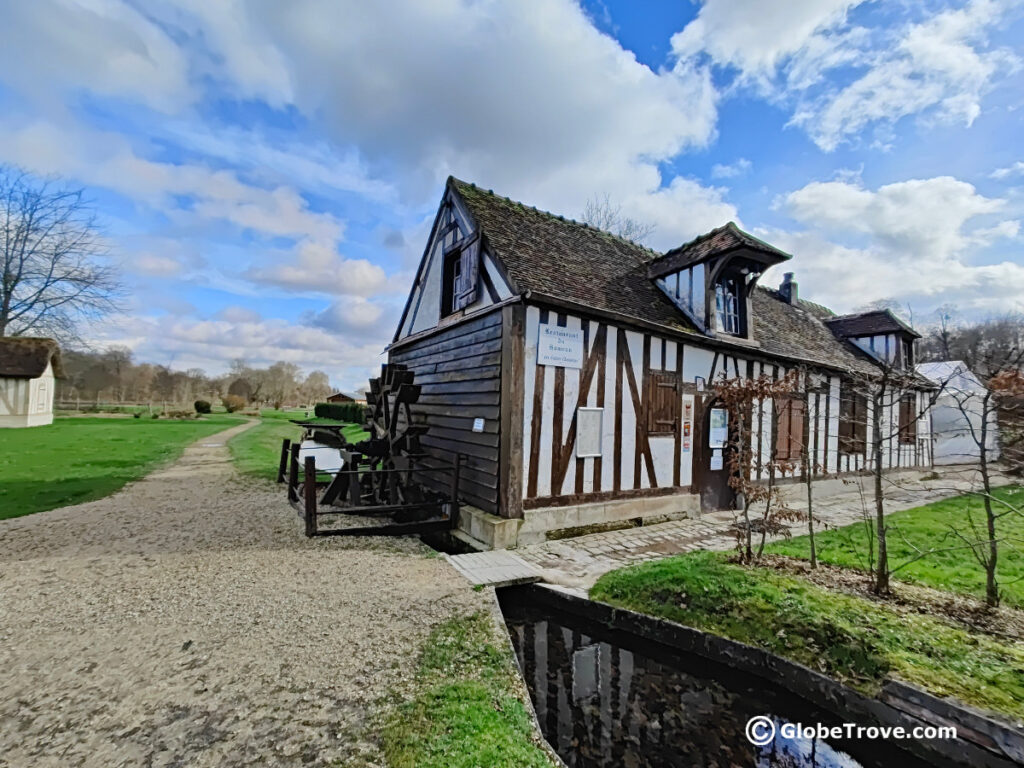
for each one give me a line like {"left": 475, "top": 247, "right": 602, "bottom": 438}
{"left": 0, "top": 337, "right": 63, "bottom": 428}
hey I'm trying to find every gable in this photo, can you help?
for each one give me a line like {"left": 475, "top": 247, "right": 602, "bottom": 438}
{"left": 395, "top": 185, "right": 513, "bottom": 341}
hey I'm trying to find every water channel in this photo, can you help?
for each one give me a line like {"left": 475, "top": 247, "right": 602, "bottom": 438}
{"left": 499, "top": 589, "right": 935, "bottom": 768}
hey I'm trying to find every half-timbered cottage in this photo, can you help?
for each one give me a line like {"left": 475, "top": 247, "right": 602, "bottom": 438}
{"left": 390, "top": 178, "right": 933, "bottom": 548}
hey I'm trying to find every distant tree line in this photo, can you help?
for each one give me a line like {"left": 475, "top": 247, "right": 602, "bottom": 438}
{"left": 56, "top": 347, "right": 335, "bottom": 410}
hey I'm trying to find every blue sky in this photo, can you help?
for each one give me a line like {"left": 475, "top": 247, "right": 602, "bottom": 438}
{"left": 1, "top": 0, "right": 1022, "bottom": 390}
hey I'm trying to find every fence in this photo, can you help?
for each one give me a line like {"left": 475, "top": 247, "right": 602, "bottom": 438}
{"left": 278, "top": 438, "right": 463, "bottom": 537}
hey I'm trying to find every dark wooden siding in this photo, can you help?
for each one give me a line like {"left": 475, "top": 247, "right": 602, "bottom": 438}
{"left": 388, "top": 309, "right": 503, "bottom": 514}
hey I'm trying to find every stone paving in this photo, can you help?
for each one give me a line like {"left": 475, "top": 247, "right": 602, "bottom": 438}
{"left": 512, "top": 465, "right": 1001, "bottom": 588}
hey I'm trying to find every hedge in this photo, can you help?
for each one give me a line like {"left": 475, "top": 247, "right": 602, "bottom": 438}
{"left": 314, "top": 402, "right": 366, "bottom": 423}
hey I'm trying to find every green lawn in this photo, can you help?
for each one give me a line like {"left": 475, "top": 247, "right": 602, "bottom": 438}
{"left": 591, "top": 551, "right": 1024, "bottom": 719}
{"left": 228, "top": 412, "right": 368, "bottom": 481}
{"left": 0, "top": 414, "right": 245, "bottom": 519}
{"left": 767, "top": 486, "right": 1024, "bottom": 607}
{"left": 379, "top": 612, "right": 557, "bottom": 768}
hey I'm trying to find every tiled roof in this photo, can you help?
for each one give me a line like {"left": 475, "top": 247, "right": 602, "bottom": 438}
{"left": 648, "top": 221, "right": 791, "bottom": 275}
{"left": 0, "top": 337, "right": 64, "bottom": 378}
{"left": 826, "top": 310, "right": 920, "bottom": 339}
{"left": 449, "top": 178, "right": 897, "bottom": 375}
{"left": 452, "top": 178, "right": 695, "bottom": 334}
{"left": 753, "top": 289, "right": 879, "bottom": 375}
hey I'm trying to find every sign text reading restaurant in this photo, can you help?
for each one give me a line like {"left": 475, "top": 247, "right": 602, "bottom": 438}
{"left": 537, "top": 323, "right": 584, "bottom": 369}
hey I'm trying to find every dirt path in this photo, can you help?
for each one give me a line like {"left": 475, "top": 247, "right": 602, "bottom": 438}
{"left": 0, "top": 422, "right": 487, "bottom": 767}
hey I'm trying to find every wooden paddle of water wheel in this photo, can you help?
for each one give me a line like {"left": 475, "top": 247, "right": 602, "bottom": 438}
{"left": 280, "top": 363, "right": 462, "bottom": 537}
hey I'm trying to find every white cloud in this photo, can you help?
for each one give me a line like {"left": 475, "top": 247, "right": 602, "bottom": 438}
{"left": 794, "top": 0, "right": 1020, "bottom": 150}
{"left": 621, "top": 176, "right": 740, "bottom": 251}
{"left": 767, "top": 174, "right": 1024, "bottom": 313}
{"left": 672, "top": 0, "right": 1020, "bottom": 151}
{"left": 992, "top": 161, "right": 1024, "bottom": 179}
{"left": 130, "top": 254, "right": 185, "bottom": 277}
{"left": 306, "top": 298, "right": 391, "bottom": 335}
{"left": 0, "top": 120, "right": 345, "bottom": 245}
{"left": 150, "top": 0, "right": 720, "bottom": 225}
{"left": 0, "top": 0, "right": 193, "bottom": 113}
{"left": 710, "top": 158, "right": 752, "bottom": 179}
{"left": 94, "top": 311, "right": 388, "bottom": 392}
{"left": 671, "top": 0, "right": 863, "bottom": 81}
{"left": 243, "top": 240, "right": 388, "bottom": 297}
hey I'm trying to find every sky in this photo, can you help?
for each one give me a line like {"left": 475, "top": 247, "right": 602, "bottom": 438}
{"left": 1, "top": 0, "right": 1022, "bottom": 391}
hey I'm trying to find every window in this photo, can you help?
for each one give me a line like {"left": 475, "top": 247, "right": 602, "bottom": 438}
{"left": 440, "top": 246, "right": 462, "bottom": 317}
{"left": 646, "top": 370, "right": 681, "bottom": 436}
{"left": 715, "top": 277, "right": 741, "bottom": 335}
{"left": 838, "top": 381, "right": 867, "bottom": 454}
{"left": 899, "top": 394, "right": 917, "bottom": 444}
{"left": 900, "top": 338, "right": 913, "bottom": 370}
{"left": 774, "top": 396, "right": 806, "bottom": 461}
{"left": 440, "top": 237, "right": 480, "bottom": 317}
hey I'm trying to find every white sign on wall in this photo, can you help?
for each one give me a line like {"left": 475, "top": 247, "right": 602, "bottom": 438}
{"left": 576, "top": 407, "right": 603, "bottom": 458}
{"left": 537, "top": 323, "right": 584, "bottom": 369}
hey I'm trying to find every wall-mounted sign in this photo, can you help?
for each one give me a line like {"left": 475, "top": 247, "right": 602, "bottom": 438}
{"left": 575, "top": 407, "right": 603, "bottom": 458}
{"left": 472, "top": 417, "right": 485, "bottom": 433}
{"left": 537, "top": 323, "right": 584, "bottom": 369}
{"left": 710, "top": 448, "right": 723, "bottom": 471}
{"left": 709, "top": 408, "right": 728, "bottom": 448}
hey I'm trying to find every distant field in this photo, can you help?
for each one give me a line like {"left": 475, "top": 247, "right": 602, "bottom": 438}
{"left": 230, "top": 410, "right": 368, "bottom": 481}
{"left": 0, "top": 414, "right": 245, "bottom": 520}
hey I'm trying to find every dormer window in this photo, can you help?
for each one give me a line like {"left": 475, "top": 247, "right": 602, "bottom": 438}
{"left": 715, "top": 277, "right": 741, "bottom": 335}
{"left": 646, "top": 222, "right": 792, "bottom": 343}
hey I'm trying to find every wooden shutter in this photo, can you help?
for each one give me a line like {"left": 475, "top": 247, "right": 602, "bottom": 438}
{"left": 839, "top": 381, "right": 868, "bottom": 455}
{"left": 646, "top": 370, "right": 680, "bottom": 436}
{"left": 453, "top": 236, "right": 480, "bottom": 310}
{"left": 775, "top": 396, "right": 805, "bottom": 461}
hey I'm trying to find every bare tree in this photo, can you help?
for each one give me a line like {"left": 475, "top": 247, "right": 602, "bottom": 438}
{"left": 581, "top": 193, "right": 655, "bottom": 244}
{"left": 936, "top": 333, "right": 1024, "bottom": 606}
{"left": 713, "top": 372, "right": 801, "bottom": 563}
{"left": 299, "top": 370, "right": 332, "bottom": 404}
{"left": 0, "top": 165, "right": 121, "bottom": 339}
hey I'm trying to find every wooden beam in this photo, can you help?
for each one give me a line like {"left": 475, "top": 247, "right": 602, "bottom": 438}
{"left": 497, "top": 303, "right": 524, "bottom": 520}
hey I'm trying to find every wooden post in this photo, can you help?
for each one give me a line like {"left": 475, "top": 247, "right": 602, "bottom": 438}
{"left": 288, "top": 443, "right": 300, "bottom": 502}
{"left": 348, "top": 454, "right": 361, "bottom": 506}
{"left": 304, "top": 456, "right": 318, "bottom": 537}
{"left": 277, "top": 438, "right": 291, "bottom": 483}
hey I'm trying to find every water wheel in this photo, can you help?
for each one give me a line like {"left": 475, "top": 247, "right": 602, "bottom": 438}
{"left": 358, "top": 364, "right": 430, "bottom": 506}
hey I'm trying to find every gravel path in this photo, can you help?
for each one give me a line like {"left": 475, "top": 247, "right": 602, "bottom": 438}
{"left": 0, "top": 421, "right": 488, "bottom": 767}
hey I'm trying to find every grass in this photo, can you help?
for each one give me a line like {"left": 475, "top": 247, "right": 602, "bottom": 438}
{"left": 0, "top": 414, "right": 245, "bottom": 519}
{"left": 228, "top": 410, "right": 368, "bottom": 480}
{"left": 379, "top": 612, "right": 556, "bottom": 768}
{"left": 767, "top": 486, "right": 1024, "bottom": 607}
{"left": 592, "top": 551, "right": 1024, "bottom": 719}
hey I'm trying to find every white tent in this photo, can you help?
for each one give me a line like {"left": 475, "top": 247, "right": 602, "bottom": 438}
{"left": 916, "top": 361, "right": 999, "bottom": 465}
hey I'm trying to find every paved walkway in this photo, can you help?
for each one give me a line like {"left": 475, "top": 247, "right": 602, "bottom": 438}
{"left": 450, "top": 465, "right": 1001, "bottom": 588}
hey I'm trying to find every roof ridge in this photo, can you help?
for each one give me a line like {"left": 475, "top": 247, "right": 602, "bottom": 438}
{"left": 449, "top": 176, "right": 660, "bottom": 257}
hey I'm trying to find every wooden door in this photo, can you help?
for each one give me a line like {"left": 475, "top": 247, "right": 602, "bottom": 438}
{"left": 694, "top": 395, "right": 735, "bottom": 512}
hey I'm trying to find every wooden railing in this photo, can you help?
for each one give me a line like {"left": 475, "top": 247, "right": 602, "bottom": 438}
{"left": 278, "top": 438, "right": 463, "bottom": 537}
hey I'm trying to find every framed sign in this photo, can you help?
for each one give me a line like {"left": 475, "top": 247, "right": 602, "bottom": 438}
{"left": 709, "top": 408, "right": 728, "bottom": 448}
{"left": 576, "top": 407, "right": 603, "bottom": 458}
{"left": 710, "top": 448, "right": 724, "bottom": 471}
{"left": 537, "top": 323, "right": 584, "bottom": 368}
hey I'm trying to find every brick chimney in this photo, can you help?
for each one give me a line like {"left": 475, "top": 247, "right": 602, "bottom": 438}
{"left": 779, "top": 272, "right": 798, "bottom": 304}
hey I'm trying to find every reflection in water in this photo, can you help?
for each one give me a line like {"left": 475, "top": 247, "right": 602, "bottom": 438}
{"left": 501, "top": 599, "right": 930, "bottom": 768}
